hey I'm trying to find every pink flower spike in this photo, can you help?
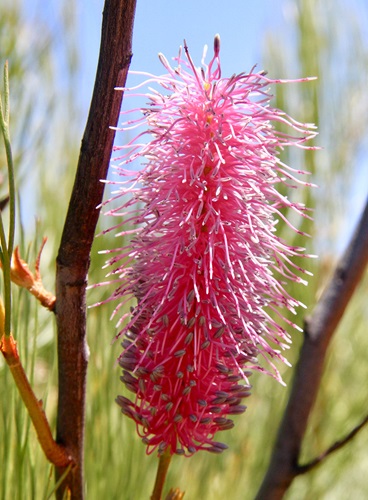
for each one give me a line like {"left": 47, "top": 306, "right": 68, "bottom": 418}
{"left": 102, "top": 37, "right": 317, "bottom": 456}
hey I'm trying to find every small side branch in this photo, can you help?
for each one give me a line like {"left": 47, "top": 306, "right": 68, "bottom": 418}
{"left": 0, "top": 334, "right": 71, "bottom": 467}
{"left": 296, "top": 414, "right": 368, "bottom": 475}
{"left": 8, "top": 240, "right": 56, "bottom": 311}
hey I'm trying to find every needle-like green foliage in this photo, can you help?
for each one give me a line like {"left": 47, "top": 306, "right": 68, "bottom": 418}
{"left": 0, "top": 0, "right": 367, "bottom": 498}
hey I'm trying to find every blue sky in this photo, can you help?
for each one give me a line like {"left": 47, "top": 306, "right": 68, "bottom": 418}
{"left": 78, "top": 0, "right": 289, "bottom": 109}
{"left": 18, "top": 0, "right": 368, "bottom": 250}
{"left": 75, "top": 0, "right": 368, "bottom": 251}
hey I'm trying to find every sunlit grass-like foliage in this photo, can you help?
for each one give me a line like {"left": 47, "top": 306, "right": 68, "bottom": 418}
{"left": 0, "top": 0, "right": 367, "bottom": 498}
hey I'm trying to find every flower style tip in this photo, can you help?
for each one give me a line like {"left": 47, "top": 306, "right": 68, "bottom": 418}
{"left": 213, "top": 34, "right": 220, "bottom": 57}
{"left": 103, "top": 37, "right": 316, "bottom": 456}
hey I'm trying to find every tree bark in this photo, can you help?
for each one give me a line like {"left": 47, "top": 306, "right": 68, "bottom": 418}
{"left": 256, "top": 196, "right": 368, "bottom": 499}
{"left": 55, "top": 1, "right": 137, "bottom": 497}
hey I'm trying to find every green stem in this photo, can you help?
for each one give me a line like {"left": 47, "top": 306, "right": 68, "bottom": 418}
{"left": 0, "top": 212, "right": 11, "bottom": 335}
{"left": 151, "top": 450, "right": 172, "bottom": 500}
{"left": 2, "top": 63, "right": 16, "bottom": 258}
{"left": 0, "top": 61, "right": 15, "bottom": 336}
{"left": 2, "top": 61, "right": 9, "bottom": 125}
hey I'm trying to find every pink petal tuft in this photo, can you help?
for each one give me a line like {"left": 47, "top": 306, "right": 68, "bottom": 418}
{"left": 103, "top": 37, "right": 317, "bottom": 456}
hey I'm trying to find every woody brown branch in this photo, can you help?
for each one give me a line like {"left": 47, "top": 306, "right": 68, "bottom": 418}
{"left": 54, "top": 1, "right": 137, "bottom": 498}
{"left": 256, "top": 195, "right": 368, "bottom": 500}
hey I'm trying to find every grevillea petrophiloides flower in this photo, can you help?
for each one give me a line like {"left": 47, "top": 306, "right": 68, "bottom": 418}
{"left": 98, "top": 35, "right": 317, "bottom": 456}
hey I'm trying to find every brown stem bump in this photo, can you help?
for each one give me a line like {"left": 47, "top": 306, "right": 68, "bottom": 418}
{"left": 10, "top": 239, "right": 56, "bottom": 311}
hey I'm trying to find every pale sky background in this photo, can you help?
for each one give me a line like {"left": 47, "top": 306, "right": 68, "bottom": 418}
{"left": 75, "top": 0, "right": 368, "bottom": 252}
{"left": 20, "top": 0, "right": 368, "bottom": 251}
{"left": 77, "top": 0, "right": 289, "bottom": 110}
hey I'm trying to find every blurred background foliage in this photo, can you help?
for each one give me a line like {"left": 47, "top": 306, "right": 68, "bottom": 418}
{"left": 0, "top": 0, "right": 367, "bottom": 499}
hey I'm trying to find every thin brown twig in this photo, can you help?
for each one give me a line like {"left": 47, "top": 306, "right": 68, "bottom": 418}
{"left": 296, "top": 414, "right": 368, "bottom": 474}
{"left": 256, "top": 195, "right": 368, "bottom": 500}
{"left": 0, "top": 334, "right": 72, "bottom": 467}
{"left": 54, "top": 1, "right": 137, "bottom": 498}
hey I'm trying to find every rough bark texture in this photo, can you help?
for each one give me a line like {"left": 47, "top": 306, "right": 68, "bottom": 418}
{"left": 55, "top": 1, "right": 137, "bottom": 497}
{"left": 256, "top": 196, "right": 368, "bottom": 500}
